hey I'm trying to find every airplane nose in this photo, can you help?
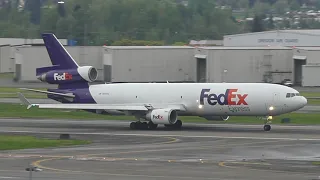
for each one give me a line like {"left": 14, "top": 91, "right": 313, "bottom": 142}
{"left": 301, "top": 96, "right": 307, "bottom": 107}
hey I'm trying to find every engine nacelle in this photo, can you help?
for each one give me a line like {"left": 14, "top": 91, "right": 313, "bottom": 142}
{"left": 202, "top": 115, "right": 229, "bottom": 121}
{"left": 38, "top": 66, "right": 98, "bottom": 84}
{"left": 145, "top": 108, "right": 178, "bottom": 125}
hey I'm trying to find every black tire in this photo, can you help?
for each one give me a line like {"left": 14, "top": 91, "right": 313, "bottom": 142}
{"left": 148, "top": 122, "right": 158, "bottom": 130}
{"left": 130, "top": 122, "right": 136, "bottom": 129}
{"left": 264, "top": 125, "right": 271, "bottom": 131}
{"left": 142, "top": 122, "right": 149, "bottom": 130}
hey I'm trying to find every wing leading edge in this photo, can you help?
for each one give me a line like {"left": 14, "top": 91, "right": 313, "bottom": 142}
{"left": 17, "top": 93, "right": 187, "bottom": 111}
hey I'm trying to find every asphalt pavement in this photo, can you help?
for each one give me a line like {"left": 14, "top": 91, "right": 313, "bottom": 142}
{"left": 0, "top": 119, "right": 320, "bottom": 180}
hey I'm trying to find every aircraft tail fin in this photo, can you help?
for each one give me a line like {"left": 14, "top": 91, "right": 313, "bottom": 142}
{"left": 36, "top": 33, "right": 98, "bottom": 89}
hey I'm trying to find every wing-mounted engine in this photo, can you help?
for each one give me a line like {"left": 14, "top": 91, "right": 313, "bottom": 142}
{"left": 202, "top": 115, "right": 229, "bottom": 121}
{"left": 37, "top": 66, "right": 98, "bottom": 84}
{"left": 145, "top": 108, "right": 178, "bottom": 125}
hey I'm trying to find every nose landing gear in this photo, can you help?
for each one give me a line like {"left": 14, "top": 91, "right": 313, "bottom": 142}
{"left": 264, "top": 124, "right": 271, "bottom": 131}
{"left": 263, "top": 116, "right": 272, "bottom": 131}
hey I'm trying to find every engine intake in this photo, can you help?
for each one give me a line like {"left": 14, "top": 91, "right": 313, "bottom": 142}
{"left": 37, "top": 66, "right": 98, "bottom": 84}
{"left": 146, "top": 108, "right": 178, "bottom": 124}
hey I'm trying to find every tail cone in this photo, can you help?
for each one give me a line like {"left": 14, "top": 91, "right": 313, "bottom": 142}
{"left": 37, "top": 74, "right": 46, "bottom": 82}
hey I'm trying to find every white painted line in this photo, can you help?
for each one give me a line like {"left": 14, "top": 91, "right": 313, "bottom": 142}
{"left": 0, "top": 177, "right": 20, "bottom": 179}
{"left": 0, "top": 130, "right": 320, "bottom": 141}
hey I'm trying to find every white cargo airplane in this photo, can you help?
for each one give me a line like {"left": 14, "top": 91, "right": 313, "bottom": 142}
{"left": 18, "top": 33, "right": 307, "bottom": 131}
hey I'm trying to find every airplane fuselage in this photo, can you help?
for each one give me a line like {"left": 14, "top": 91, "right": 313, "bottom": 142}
{"left": 84, "top": 82, "right": 307, "bottom": 117}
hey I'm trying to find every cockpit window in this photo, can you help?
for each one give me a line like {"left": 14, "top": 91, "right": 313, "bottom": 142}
{"left": 286, "top": 93, "right": 300, "bottom": 98}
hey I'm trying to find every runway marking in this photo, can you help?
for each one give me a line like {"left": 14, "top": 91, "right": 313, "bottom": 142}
{"left": 1, "top": 130, "right": 320, "bottom": 141}
{"left": 30, "top": 139, "right": 283, "bottom": 176}
{"left": 32, "top": 158, "right": 72, "bottom": 172}
{"left": 218, "top": 160, "right": 320, "bottom": 176}
{"left": 84, "top": 139, "right": 283, "bottom": 157}
{"left": 0, "top": 177, "right": 19, "bottom": 179}
{"left": 153, "top": 137, "right": 180, "bottom": 144}
{"left": 31, "top": 158, "right": 223, "bottom": 179}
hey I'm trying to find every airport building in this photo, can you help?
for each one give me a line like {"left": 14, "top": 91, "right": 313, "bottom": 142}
{"left": 10, "top": 45, "right": 294, "bottom": 85}
{"left": 1, "top": 30, "right": 320, "bottom": 86}
{"left": 102, "top": 46, "right": 195, "bottom": 82}
{"left": 194, "top": 46, "right": 293, "bottom": 84}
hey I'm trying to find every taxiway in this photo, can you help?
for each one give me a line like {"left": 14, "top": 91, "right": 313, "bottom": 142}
{"left": 0, "top": 118, "right": 319, "bottom": 180}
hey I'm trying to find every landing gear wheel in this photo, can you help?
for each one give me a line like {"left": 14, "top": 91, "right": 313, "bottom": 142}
{"left": 264, "top": 124, "right": 271, "bottom": 131}
{"left": 148, "top": 121, "right": 158, "bottom": 130}
{"left": 130, "top": 122, "right": 136, "bottom": 129}
{"left": 130, "top": 121, "right": 154, "bottom": 130}
{"left": 136, "top": 122, "right": 148, "bottom": 130}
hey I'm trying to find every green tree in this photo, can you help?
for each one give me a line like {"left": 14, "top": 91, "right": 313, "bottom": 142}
{"left": 267, "top": 14, "right": 275, "bottom": 29}
{"left": 251, "top": 14, "right": 265, "bottom": 32}
{"left": 24, "top": 0, "right": 41, "bottom": 24}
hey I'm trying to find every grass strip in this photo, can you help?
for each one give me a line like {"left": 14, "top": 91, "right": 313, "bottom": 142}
{"left": 0, "top": 73, "right": 13, "bottom": 79}
{"left": 0, "top": 135, "right": 90, "bottom": 150}
{"left": 1, "top": 103, "right": 320, "bottom": 125}
{"left": 312, "top": 162, "right": 320, "bottom": 166}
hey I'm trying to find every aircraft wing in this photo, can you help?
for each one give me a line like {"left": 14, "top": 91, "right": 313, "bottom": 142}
{"left": 19, "top": 88, "right": 75, "bottom": 98}
{"left": 17, "top": 93, "right": 187, "bottom": 111}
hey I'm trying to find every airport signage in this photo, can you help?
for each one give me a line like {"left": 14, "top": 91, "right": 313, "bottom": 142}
{"left": 257, "top": 38, "right": 299, "bottom": 43}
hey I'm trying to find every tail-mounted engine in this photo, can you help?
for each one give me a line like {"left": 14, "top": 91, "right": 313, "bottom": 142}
{"left": 37, "top": 66, "right": 98, "bottom": 84}
{"left": 145, "top": 108, "right": 178, "bottom": 125}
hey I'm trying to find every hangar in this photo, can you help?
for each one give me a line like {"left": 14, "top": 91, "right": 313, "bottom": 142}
{"left": 223, "top": 30, "right": 320, "bottom": 86}
{"left": 292, "top": 47, "right": 320, "bottom": 86}
{"left": 194, "top": 46, "right": 293, "bottom": 84}
{"left": 102, "top": 46, "right": 195, "bottom": 83}
{"left": 12, "top": 45, "right": 294, "bottom": 85}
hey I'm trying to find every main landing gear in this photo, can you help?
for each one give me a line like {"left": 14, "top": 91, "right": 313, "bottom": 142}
{"left": 129, "top": 120, "right": 183, "bottom": 130}
{"left": 130, "top": 121, "right": 158, "bottom": 130}
{"left": 263, "top": 116, "right": 272, "bottom": 131}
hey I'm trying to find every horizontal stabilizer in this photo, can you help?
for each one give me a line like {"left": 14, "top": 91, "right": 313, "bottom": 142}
{"left": 17, "top": 93, "right": 38, "bottom": 109}
{"left": 19, "top": 88, "right": 75, "bottom": 98}
{"left": 36, "top": 65, "right": 60, "bottom": 76}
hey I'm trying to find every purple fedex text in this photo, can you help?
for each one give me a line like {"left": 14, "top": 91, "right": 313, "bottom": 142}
{"left": 200, "top": 89, "right": 248, "bottom": 106}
